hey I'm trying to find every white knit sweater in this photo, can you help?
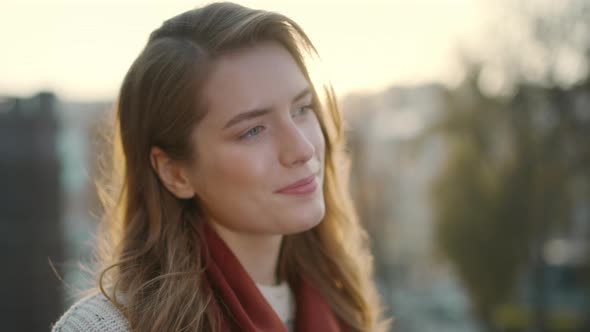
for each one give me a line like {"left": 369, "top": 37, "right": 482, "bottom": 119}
{"left": 52, "top": 287, "right": 293, "bottom": 331}
{"left": 51, "top": 292, "right": 130, "bottom": 332}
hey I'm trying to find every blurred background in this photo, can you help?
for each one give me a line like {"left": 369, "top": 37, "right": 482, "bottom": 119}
{"left": 1, "top": 0, "right": 589, "bottom": 331}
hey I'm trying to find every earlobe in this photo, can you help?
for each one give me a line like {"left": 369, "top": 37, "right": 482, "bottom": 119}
{"left": 149, "top": 146, "right": 196, "bottom": 199}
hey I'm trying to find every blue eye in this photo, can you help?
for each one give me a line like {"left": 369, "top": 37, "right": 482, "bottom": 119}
{"left": 238, "top": 105, "right": 313, "bottom": 141}
{"left": 294, "top": 105, "right": 313, "bottom": 117}
{"left": 239, "top": 125, "right": 264, "bottom": 139}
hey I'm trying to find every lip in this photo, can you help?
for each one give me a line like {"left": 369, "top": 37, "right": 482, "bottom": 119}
{"left": 275, "top": 174, "right": 318, "bottom": 195}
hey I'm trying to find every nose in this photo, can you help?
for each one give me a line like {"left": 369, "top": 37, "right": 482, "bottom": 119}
{"left": 278, "top": 122, "right": 315, "bottom": 167}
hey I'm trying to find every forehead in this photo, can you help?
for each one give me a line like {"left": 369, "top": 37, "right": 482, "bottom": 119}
{"left": 200, "top": 41, "right": 310, "bottom": 127}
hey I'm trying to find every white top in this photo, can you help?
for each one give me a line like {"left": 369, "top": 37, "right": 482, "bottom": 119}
{"left": 256, "top": 281, "right": 296, "bottom": 332}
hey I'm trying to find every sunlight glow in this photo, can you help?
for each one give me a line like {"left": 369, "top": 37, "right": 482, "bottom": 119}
{"left": 0, "top": 0, "right": 487, "bottom": 100}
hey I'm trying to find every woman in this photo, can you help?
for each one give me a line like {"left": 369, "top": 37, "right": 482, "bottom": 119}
{"left": 52, "top": 2, "right": 387, "bottom": 331}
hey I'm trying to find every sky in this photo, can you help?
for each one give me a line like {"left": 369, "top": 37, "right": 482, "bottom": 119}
{"left": 0, "top": 0, "right": 492, "bottom": 101}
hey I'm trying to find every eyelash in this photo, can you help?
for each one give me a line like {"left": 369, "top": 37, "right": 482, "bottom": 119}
{"left": 238, "top": 104, "right": 314, "bottom": 140}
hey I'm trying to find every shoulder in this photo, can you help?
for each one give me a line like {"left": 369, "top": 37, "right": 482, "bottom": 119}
{"left": 51, "top": 291, "right": 130, "bottom": 332}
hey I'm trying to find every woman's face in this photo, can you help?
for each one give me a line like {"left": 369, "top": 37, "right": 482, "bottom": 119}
{"left": 188, "top": 41, "right": 326, "bottom": 236}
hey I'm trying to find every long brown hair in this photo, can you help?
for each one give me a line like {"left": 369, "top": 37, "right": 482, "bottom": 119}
{"left": 95, "top": 2, "right": 386, "bottom": 331}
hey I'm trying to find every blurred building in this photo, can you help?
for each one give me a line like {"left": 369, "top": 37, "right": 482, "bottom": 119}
{"left": 342, "top": 84, "right": 482, "bottom": 331}
{"left": 340, "top": 79, "right": 590, "bottom": 331}
{"left": 56, "top": 99, "right": 112, "bottom": 304}
{"left": 0, "top": 91, "right": 113, "bottom": 331}
{"left": 0, "top": 92, "right": 63, "bottom": 331}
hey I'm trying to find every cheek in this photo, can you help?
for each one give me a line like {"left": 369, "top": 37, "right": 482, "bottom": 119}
{"left": 317, "top": 129, "right": 326, "bottom": 156}
{"left": 307, "top": 117, "right": 326, "bottom": 159}
{"left": 208, "top": 145, "right": 271, "bottom": 187}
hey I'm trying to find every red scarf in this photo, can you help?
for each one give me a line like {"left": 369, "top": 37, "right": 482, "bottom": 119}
{"left": 202, "top": 223, "right": 344, "bottom": 332}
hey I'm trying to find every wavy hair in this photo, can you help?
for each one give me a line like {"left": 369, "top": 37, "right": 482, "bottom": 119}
{"left": 94, "top": 2, "right": 386, "bottom": 331}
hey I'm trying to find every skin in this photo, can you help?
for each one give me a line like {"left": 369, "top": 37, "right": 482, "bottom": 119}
{"left": 150, "top": 41, "right": 326, "bottom": 285}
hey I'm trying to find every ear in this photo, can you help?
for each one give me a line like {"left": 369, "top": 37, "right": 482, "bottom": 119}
{"left": 149, "top": 146, "right": 195, "bottom": 199}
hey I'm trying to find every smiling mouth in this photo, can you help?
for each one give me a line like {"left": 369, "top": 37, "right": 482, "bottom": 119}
{"left": 276, "top": 178, "right": 317, "bottom": 195}
{"left": 275, "top": 173, "right": 318, "bottom": 195}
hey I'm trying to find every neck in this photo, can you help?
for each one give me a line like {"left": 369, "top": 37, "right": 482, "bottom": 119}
{"left": 207, "top": 221, "right": 283, "bottom": 286}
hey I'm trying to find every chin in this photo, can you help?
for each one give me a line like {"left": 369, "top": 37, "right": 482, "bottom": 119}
{"left": 283, "top": 204, "right": 325, "bottom": 235}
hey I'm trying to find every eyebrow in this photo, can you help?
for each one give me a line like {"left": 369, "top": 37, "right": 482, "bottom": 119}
{"left": 222, "top": 87, "right": 312, "bottom": 130}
